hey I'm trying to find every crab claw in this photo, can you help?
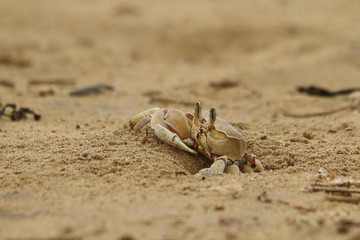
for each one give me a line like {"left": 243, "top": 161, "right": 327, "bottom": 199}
{"left": 154, "top": 124, "right": 197, "bottom": 154}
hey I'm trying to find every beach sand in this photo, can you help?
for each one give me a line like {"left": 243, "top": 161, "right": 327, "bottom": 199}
{"left": 1, "top": 0, "right": 360, "bottom": 239}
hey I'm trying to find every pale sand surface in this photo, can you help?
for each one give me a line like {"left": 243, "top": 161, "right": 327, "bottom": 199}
{"left": 1, "top": 0, "right": 360, "bottom": 239}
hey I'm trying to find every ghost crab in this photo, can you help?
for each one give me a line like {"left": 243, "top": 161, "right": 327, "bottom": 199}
{"left": 129, "top": 102, "right": 264, "bottom": 176}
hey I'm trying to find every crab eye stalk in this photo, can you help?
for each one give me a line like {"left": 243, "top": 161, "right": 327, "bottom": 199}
{"left": 194, "top": 102, "right": 202, "bottom": 118}
{"left": 209, "top": 107, "right": 217, "bottom": 128}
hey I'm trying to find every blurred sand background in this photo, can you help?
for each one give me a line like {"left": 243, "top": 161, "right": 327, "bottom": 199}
{"left": 1, "top": 0, "right": 360, "bottom": 239}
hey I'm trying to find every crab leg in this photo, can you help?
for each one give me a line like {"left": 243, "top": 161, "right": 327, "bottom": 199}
{"left": 243, "top": 153, "right": 264, "bottom": 172}
{"left": 224, "top": 159, "right": 240, "bottom": 174}
{"left": 196, "top": 155, "right": 241, "bottom": 177}
{"left": 154, "top": 124, "right": 197, "bottom": 154}
{"left": 242, "top": 162, "right": 254, "bottom": 173}
{"left": 225, "top": 165, "right": 240, "bottom": 174}
{"left": 210, "top": 159, "right": 226, "bottom": 174}
{"left": 129, "top": 108, "right": 160, "bottom": 131}
{"left": 215, "top": 156, "right": 240, "bottom": 174}
{"left": 132, "top": 116, "right": 151, "bottom": 132}
{"left": 254, "top": 159, "right": 265, "bottom": 172}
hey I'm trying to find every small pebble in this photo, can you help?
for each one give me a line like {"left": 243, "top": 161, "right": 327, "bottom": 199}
{"left": 214, "top": 205, "right": 225, "bottom": 211}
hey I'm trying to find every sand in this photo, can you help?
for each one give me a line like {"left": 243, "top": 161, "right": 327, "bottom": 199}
{"left": 1, "top": 0, "right": 360, "bottom": 239}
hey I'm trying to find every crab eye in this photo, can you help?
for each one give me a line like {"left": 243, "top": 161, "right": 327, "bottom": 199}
{"left": 209, "top": 108, "right": 217, "bottom": 124}
{"left": 194, "top": 102, "right": 202, "bottom": 118}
